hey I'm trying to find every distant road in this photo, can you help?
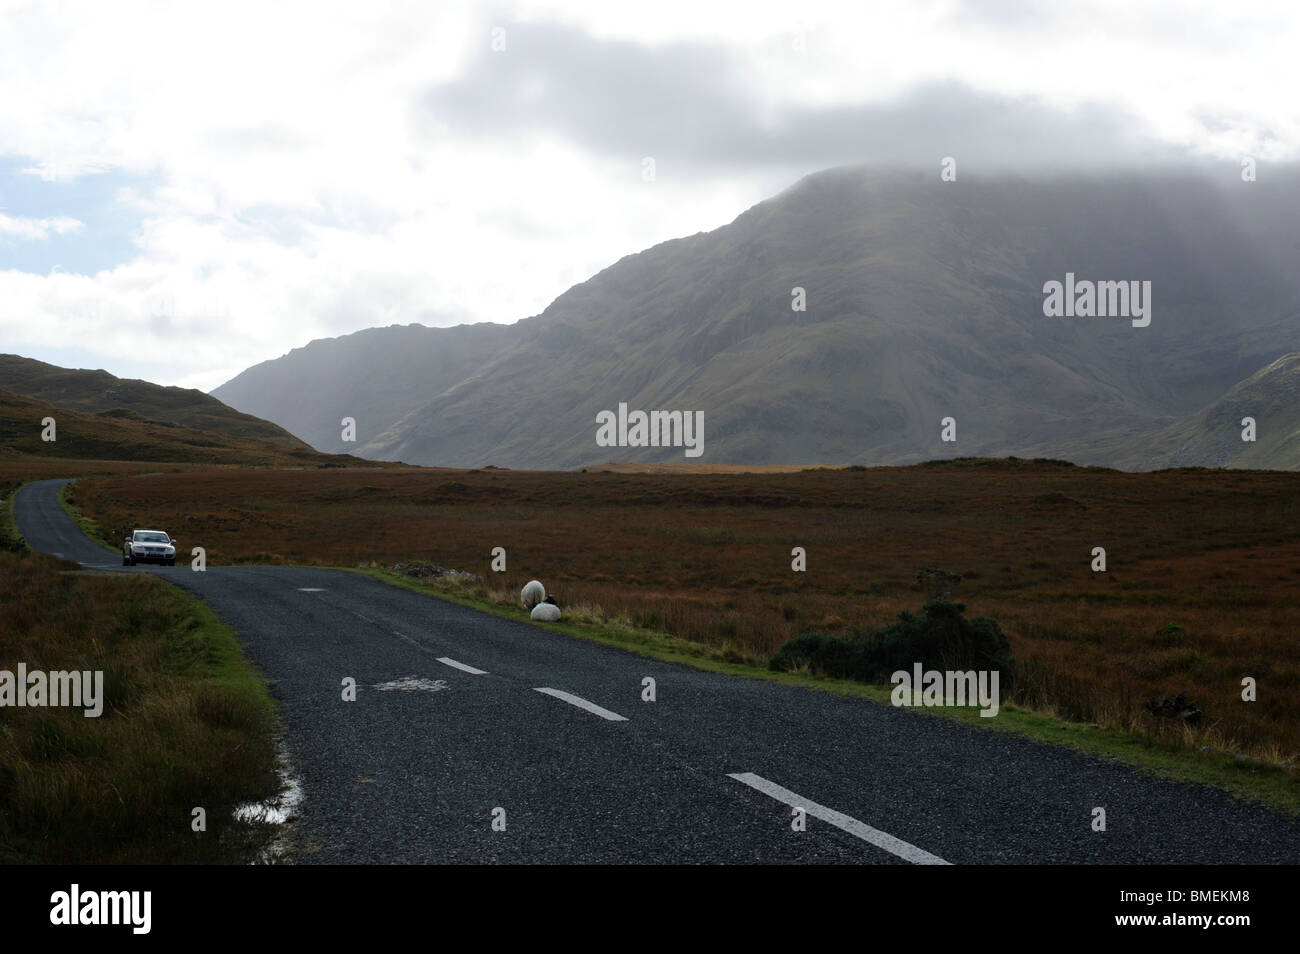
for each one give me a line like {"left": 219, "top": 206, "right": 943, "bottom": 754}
{"left": 13, "top": 477, "right": 1300, "bottom": 863}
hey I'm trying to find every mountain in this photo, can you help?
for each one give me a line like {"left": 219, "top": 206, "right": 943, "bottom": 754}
{"left": 0, "top": 354, "right": 313, "bottom": 455}
{"left": 1115, "top": 352, "right": 1300, "bottom": 469}
{"left": 213, "top": 164, "right": 1300, "bottom": 470}
{"left": 212, "top": 322, "right": 512, "bottom": 455}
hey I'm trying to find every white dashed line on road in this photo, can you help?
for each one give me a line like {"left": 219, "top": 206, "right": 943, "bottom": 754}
{"left": 727, "top": 772, "right": 951, "bottom": 865}
{"left": 437, "top": 657, "right": 488, "bottom": 675}
{"left": 533, "top": 687, "right": 628, "bottom": 722}
{"left": 297, "top": 587, "right": 325, "bottom": 592}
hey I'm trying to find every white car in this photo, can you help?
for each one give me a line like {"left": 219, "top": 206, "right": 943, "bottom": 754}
{"left": 122, "top": 529, "right": 177, "bottom": 566}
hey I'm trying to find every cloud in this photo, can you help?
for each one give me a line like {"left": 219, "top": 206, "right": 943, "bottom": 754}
{"left": 949, "top": 0, "right": 1058, "bottom": 29}
{"left": 424, "top": 25, "right": 753, "bottom": 162}
{"left": 0, "top": 0, "right": 1296, "bottom": 393}
{"left": 0, "top": 211, "right": 83, "bottom": 240}
{"left": 426, "top": 22, "right": 1185, "bottom": 174}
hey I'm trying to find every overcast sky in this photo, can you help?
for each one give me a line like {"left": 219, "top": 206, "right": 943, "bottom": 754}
{"left": 1, "top": 0, "right": 1296, "bottom": 391}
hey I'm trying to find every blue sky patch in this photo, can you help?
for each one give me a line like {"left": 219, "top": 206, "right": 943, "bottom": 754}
{"left": 0, "top": 156, "right": 155, "bottom": 276}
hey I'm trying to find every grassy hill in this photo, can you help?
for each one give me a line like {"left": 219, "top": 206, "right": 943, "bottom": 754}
{"left": 0, "top": 387, "right": 373, "bottom": 466}
{"left": 0, "top": 353, "right": 312, "bottom": 453}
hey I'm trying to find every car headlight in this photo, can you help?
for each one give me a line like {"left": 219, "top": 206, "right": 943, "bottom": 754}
{"left": 164, "top": 547, "right": 175, "bottom": 554}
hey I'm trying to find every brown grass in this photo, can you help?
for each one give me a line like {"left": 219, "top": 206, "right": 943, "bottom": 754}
{"left": 0, "top": 387, "right": 390, "bottom": 467}
{"left": 66, "top": 457, "right": 1300, "bottom": 765}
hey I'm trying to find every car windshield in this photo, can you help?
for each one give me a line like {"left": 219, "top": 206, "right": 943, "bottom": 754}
{"left": 136, "top": 532, "right": 170, "bottom": 544}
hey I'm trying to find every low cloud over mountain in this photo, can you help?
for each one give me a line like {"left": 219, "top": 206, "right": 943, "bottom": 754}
{"left": 214, "top": 164, "right": 1300, "bottom": 470}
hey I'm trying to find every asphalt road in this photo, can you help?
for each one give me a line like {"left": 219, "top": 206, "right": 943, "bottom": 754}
{"left": 13, "top": 477, "right": 1300, "bottom": 863}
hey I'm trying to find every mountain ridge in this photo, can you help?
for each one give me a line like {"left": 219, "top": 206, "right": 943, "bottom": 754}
{"left": 212, "top": 164, "right": 1300, "bottom": 470}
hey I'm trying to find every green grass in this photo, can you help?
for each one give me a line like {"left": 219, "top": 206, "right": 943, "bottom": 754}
{"left": 1, "top": 483, "right": 28, "bottom": 553}
{"left": 57, "top": 480, "right": 118, "bottom": 554}
{"left": 355, "top": 566, "right": 1300, "bottom": 818}
{"left": 0, "top": 507, "right": 282, "bottom": 862}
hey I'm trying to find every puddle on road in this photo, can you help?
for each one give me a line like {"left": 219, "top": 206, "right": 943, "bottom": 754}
{"left": 231, "top": 678, "right": 449, "bottom": 863}
{"left": 234, "top": 739, "right": 304, "bottom": 863}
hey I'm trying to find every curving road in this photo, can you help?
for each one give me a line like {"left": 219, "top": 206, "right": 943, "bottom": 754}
{"left": 13, "top": 477, "right": 1300, "bottom": 863}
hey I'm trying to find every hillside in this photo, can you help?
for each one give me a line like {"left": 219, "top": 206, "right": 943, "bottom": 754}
{"left": 0, "top": 354, "right": 313, "bottom": 455}
{"left": 213, "top": 164, "right": 1300, "bottom": 470}
{"left": 212, "top": 323, "right": 513, "bottom": 455}
{"left": 0, "top": 387, "right": 372, "bottom": 466}
{"left": 1118, "top": 353, "right": 1300, "bottom": 469}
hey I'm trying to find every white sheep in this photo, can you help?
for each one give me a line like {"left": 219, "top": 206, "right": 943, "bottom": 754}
{"left": 530, "top": 597, "right": 561, "bottom": 622}
{"left": 520, "top": 579, "right": 546, "bottom": 609}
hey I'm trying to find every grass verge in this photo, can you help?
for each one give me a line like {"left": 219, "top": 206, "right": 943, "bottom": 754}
{"left": 1, "top": 481, "right": 28, "bottom": 553}
{"left": 0, "top": 496, "right": 281, "bottom": 862}
{"left": 355, "top": 565, "right": 1300, "bottom": 818}
{"left": 57, "top": 480, "right": 118, "bottom": 554}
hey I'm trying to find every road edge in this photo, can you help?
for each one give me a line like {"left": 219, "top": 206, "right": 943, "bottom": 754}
{"left": 350, "top": 566, "right": 1300, "bottom": 819}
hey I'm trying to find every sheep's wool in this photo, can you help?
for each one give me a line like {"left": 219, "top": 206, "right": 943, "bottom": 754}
{"left": 531, "top": 602, "right": 561, "bottom": 622}
{"left": 520, "top": 580, "right": 546, "bottom": 609}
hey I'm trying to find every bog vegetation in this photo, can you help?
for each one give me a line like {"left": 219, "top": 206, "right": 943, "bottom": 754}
{"left": 64, "top": 458, "right": 1300, "bottom": 770}
{"left": 770, "top": 599, "right": 1015, "bottom": 686}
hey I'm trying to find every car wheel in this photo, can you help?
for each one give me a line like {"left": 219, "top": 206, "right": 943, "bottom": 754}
{"left": 166, "top": 559, "right": 175, "bottom": 566}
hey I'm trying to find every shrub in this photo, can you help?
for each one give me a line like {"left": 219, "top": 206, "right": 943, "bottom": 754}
{"left": 914, "top": 567, "right": 962, "bottom": 599}
{"left": 769, "top": 599, "right": 1014, "bottom": 686}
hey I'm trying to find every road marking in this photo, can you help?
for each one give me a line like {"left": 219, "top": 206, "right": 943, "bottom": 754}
{"left": 389, "top": 630, "right": 443, "bottom": 658}
{"left": 533, "top": 687, "right": 628, "bottom": 722}
{"left": 372, "top": 677, "right": 450, "bottom": 692}
{"left": 726, "top": 772, "right": 951, "bottom": 865}
{"left": 437, "top": 656, "right": 488, "bottom": 675}
{"left": 297, "top": 587, "right": 325, "bottom": 592}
